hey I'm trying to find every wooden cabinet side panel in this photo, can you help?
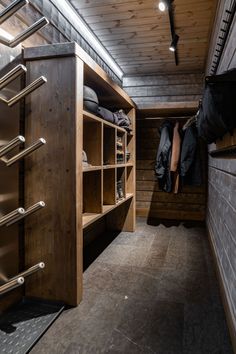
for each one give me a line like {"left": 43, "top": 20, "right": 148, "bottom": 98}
{"left": 24, "top": 56, "right": 83, "bottom": 306}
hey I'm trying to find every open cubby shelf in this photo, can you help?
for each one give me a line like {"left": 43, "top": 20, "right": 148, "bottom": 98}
{"left": 82, "top": 193, "right": 134, "bottom": 229}
{"left": 83, "top": 110, "right": 127, "bottom": 133}
{"left": 23, "top": 42, "right": 135, "bottom": 307}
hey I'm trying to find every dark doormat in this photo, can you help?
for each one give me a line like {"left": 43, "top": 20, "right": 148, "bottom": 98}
{"left": 0, "top": 297, "right": 64, "bottom": 354}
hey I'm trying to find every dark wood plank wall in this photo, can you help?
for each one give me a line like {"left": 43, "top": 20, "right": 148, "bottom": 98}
{"left": 206, "top": 6, "right": 236, "bottom": 343}
{"left": 124, "top": 73, "right": 206, "bottom": 221}
{"left": 123, "top": 73, "right": 203, "bottom": 108}
{"left": 136, "top": 118, "right": 207, "bottom": 221}
{"left": 0, "top": 0, "right": 122, "bottom": 84}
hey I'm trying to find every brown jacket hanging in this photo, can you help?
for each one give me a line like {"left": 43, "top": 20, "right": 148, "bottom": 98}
{"left": 170, "top": 122, "right": 181, "bottom": 193}
{"left": 170, "top": 122, "right": 181, "bottom": 172}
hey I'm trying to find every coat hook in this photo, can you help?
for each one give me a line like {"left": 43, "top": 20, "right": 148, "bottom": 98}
{"left": 0, "top": 277, "right": 24, "bottom": 296}
{"left": 0, "top": 76, "right": 47, "bottom": 107}
{"left": 0, "top": 0, "right": 28, "bottom": 24}
{"left": 0, "top": 135, "right": 25, "bottom": 157}
{"left": 11, "top": 262, "right": 45, "bottom": 280}
{"left": 6, "top": 201, "right": 45, "bottom": 226}
{"left": 0, "top": 207, "right": 25, "bottom": 226}
{"left": 0, "top": 17, "right": 49, "bottom": 48}
{"left": 0, "top": 64, "right": 26, "bottom": 90}
{"left": 1, "top": 138, "right": 46, "bottom": 166}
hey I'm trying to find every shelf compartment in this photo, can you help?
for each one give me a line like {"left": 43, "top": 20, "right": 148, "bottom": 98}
{"left": 83, "top": 170, "right": 102, "bottom": 214}
{"left": 116, "top": 167, "right": 126, "bottom": 202}
{"left": 117, "top": 131, "right": 126, "bottom": 165}
{"left": 83, "top": 193, "right": 134, "bottom": 229}
{"left": 103, "top": 168, "right": 116, "bottom": 205}
{"left": 103, "top": 126, "right": 116, "bottom": 166}
{"left": 126, "top": 133, "right": 134, "bottom": 164}
{"left": 126, "top": 166, "right": 135, "bottom": 194}
{"left": 82, "top": 213, "right": 101, "bottom": 228}
{"left": 83, "top": 110, "right": 126, "bottom": 133}
{"left": 83, "top": 166, "right": 102, "bottom": 172}
{"left": 83, "top": 117, "right": 102, "bottom": 167}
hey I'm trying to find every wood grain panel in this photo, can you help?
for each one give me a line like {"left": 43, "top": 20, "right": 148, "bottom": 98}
{"left": 24, "top": 54, "right": 84, "bottom": 306}
{"left": 136, "top": 119, "right": 206, "bottom": 221}
{"left": 69, "top": 0, "right": 217, "bottom": 75}
{"left": 123, "top": 73, "right": 203, "bottom": 109}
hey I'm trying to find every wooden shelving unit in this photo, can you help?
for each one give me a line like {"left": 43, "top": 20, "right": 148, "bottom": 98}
{"left": 23, "top": 42, "right": 136, "bottom": 306}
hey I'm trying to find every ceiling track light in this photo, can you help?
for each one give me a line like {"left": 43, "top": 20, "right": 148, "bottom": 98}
{"left": 158, "top": 1, "right": 167, "bottom": 12}
{"left": 169, "top": 34, "right": 179, "bottom": 52}
{"left": 158, "top": 0, "right": 173, "bottom": 12}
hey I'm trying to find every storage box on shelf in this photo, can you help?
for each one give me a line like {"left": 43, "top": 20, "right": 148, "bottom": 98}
{"left": 23, "top": 42, "right": 136, "bottom": 306}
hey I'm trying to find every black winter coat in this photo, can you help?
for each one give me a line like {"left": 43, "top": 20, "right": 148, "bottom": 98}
{"left": 180, "top": 125, "right": 202, "bottom": 186}
{"left": 197, "top": 68, "right": 236, "bottom": 143}
{"left": 155, "top": 121, "right": 173, "bottom": 192}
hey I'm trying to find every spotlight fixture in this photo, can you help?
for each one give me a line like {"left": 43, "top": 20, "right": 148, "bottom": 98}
{"left": 169, "top": 34, "right": 179, "bottom": 52}
{"left": 158, "top": 1, "right": 167, "bottom": 11}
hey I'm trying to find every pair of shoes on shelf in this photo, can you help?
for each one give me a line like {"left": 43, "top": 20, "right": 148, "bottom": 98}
{"left": 82, "top": 150, "right": 92, "bottom": 167}
{"left": 117, "top": 180, "right": 124, "bottom": 200}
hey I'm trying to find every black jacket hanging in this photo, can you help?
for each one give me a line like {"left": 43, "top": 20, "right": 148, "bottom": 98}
{"left": 180, "top": 125, "right": 202, "bottom": 186}
{"left": 197, "top": 68, "right": 236, "bottom": 143}
{"left": 155, "top": 120, "right": 173, "bottom": 192}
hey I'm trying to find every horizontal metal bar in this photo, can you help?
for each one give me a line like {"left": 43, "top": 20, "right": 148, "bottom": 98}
{"left": 0, "top": 64, "right": 26, "bottom": 90}
{"left": 6, "top": 201, "right": 45, "bottom": 226}
{"left": 0, "top": 207, "right": 25, "bottom": 226}
{"left": 0, "top": 0, "right": 28, "bottom": 24}
{"left": 11, "top": 262, "right": 45, "bottom": 281}
{"left": 5, "top": 138, "right": 46, "bottom": 166}
{"left": 0, "top": 277, "right": 24, "bottom": 296}
{"left": 10, "top": 17, "right": 49, "bottom": 47}
{"left": 0, "top": 17, "right": 49, "bottom": 48}
{"left": 0, "top": 135, "right": 25, "bottom": 157}
{"left": 8, "top": 76, "right": 47, "bottom": 107}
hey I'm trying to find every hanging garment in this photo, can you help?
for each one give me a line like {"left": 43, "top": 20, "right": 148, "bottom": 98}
{"left": 183, "top": 116, "right": 197, "bottom": 131}
{"left": 197, "top": 68, "right": 236, "bottom": 143}
{"left": 155, "top": 120, "right": 173, "bottom": 192}
{"left": 180, "top": 125, "right": 202, "bottom": 186}
{"left": 170, "top": 122, "right": 181, "bottom": 193}
{"left": 170, "top": 122, "right": 181, "bottom": 172}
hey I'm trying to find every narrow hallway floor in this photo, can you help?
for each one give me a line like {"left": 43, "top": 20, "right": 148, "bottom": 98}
{"left": 31, "top": 218, "right": 233, "bottom": 354}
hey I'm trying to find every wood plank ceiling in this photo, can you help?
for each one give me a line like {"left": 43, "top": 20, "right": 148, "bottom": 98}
{"left": 68, "top": 0, "right": 217, "bottom": 76}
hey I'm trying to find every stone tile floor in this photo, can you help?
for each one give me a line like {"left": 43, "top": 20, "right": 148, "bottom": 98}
{"left": 31, "top": 218, "right": 233, "bottom": 354}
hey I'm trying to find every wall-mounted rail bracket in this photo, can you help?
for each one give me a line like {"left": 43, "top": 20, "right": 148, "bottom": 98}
{"left": 0, "top": 277, "right": 24, "bottom": 296}
{"left": 0, "top": 135, "right": 25, "bottom": 157}
{"left": 0, "top": 76, "right": 47, "bottom": 107}
{"left": 0, "top": 207, "right": 25, "bottom": 226}
{"left": 1, "top": 137, "right": 46, "bottom": 166}
{"left": 0, "top": 0, "right": 28, "bottom": 24}
{"left": 0, "top": 263, "right": 45, "bottom": 295}
{"left": 11, "top": 262, "right": 45, "bottom": 280}
{"left": 0, "top": 64, "right": 26, "bottom": 90}
{"left": 6, "top": 201, "right": 46, "bottom": 226}
{"left": 0, "top": 17, "right": 49, "bottom": 48}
